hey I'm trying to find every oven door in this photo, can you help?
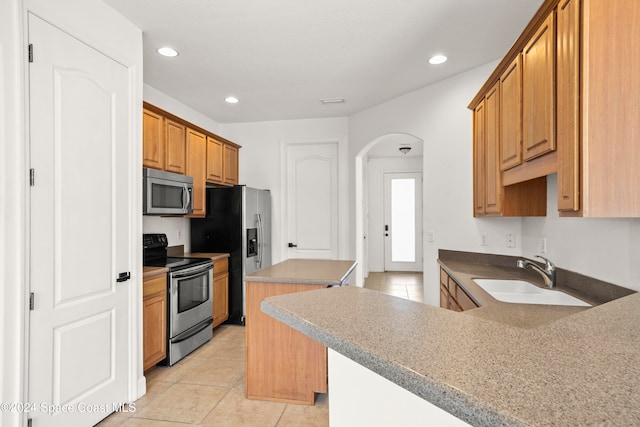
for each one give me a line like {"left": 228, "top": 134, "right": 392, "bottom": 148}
{"left": 169, "top": 262, "right": 213, "bottom": 338}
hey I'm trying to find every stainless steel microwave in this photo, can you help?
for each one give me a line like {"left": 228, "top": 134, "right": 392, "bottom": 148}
{"left": 143, "top": 168, "right": 193, "bottom": 215}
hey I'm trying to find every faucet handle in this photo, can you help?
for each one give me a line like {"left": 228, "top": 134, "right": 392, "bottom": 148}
{"left": 535, "top": 255, "right": 555, "bottom": 271}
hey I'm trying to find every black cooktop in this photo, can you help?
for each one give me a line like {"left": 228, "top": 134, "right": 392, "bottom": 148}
{"left": 143, "top": 233, "right": 211, "bottom": 271}
{"left": 145, "top": 256, "right": 211, "bottom": 270}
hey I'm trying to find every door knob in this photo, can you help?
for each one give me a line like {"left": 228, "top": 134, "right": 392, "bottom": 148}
{"left": 288, "top": 243, "right": 297, "bottom": 248}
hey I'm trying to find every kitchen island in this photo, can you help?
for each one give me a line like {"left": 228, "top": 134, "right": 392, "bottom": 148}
{"left": 244, "top": 258, "right": 357, "bottom": 405}
{"left": 261, "top": 257, "right": 640, "bottom": 426}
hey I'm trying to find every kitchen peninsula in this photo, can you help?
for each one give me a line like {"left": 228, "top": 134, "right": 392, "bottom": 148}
{"left": 244, "top": 259, "right": 357, "bottom": 405}
{"left": 261, "top": 254, "right": 640, "bottom": 426}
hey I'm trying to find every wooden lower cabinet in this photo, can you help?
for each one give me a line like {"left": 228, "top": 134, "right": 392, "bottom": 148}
{"left": 143, "top": 274, "right": 167, "bottom": 371}
{"left": 212, "top": 258, "right": 229, "bottom": 328}
{"left": 440, "top": 268, "right": 478, "bottom": 312}
{"left": 245, "top": 281, "right": 327, "bottom": 405}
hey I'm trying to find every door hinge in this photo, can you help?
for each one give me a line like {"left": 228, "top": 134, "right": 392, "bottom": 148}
{"left": 29, "top": 292, "right": 35, "bottom": 310}
{"left": 28, "top": 44, "right": 33, "bottom": 63}
{"left": 30, "top": 168, "right": 35, "bottom": 186}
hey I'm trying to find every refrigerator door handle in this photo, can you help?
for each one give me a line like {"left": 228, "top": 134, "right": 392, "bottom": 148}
{"left": 256, "top": 213, "right": 263, "bottom": 268}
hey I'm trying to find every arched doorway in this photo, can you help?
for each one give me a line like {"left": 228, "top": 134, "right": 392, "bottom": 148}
{"left": 354, "top": 133, "right": 424, "bottom": 286}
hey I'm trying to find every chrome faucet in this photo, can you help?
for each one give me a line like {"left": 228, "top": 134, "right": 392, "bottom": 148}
{"left": 517, "top": 255, "right": 556, "bottom": 289}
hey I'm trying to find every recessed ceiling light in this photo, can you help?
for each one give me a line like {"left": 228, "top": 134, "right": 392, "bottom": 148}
{"left": 428, "top": 55, "right": 447, "bottom": 65}
{"left": 225, "top": 96, "right": 239, "bottom": 104}
{"left": 321, "top": 98, "right": 345, "bottom": 104}
{"left": 157, "top": 47, "right": 178, "bottom": 57}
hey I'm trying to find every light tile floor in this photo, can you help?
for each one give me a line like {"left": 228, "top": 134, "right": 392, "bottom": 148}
{"left": 98, "top": 272, "right": 421, "bottom": 427}
{"left": 96, "top": 325, "right": 328, "bottom": 427}
{"left": 363, "top": 271, "right": 424, "bottom": 303}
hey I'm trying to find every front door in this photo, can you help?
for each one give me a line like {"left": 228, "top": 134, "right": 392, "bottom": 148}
{"left": 285, "top": 142, "right": 339, "bottom": 259}
{"left": 383, "top": 172, "right": 423, "bottom": 272}
{"left": 28, "top": 13, "right": 131, "bottom": 426}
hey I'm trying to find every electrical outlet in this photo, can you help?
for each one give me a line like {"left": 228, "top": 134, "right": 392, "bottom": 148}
{"left": 481, "top": 233, "right": 488, "bottom": 246}
{"left": 427, "top": 230, "right": 435, "bottom": 243}
{"left": 506, "top": 233, "right": 516, "bottom": 248}
{"left": 539, "top": 237, "right": 547, "bottom": 254}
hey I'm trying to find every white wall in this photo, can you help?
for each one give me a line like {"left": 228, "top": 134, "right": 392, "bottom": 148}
{"left": 1, "top": 0, "right": 142, "bottom": 425}
{"left": 350, "top": 60, "right": 640, "bottom": 303}
{"left": 221, "top": 118, "right": 349, "bottom": 264}
{"left": 350, "top": 62, "right": 521, "bottom": 306}
{"left": 144, "top": 83, "right": 222, "bottom": 135}
{"left": 367, "top": 156, "right": 423, "bottom": 272}
{"left": 522, "top": 175, "right": 640, "bottom": 292}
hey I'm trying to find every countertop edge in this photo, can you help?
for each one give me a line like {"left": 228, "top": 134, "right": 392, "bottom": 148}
{"left": 261, "top": 292, "right": 526, "bottom": 427}
{"left": 245, "top": 260, "right": 357, "bottom": 286}
{"left": 142, "top": 266, "right": 169, "bottom": 280}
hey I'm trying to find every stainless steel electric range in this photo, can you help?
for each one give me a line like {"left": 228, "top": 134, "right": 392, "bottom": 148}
{"left": 143, "top": 233, "right": 213, "bottom": 366}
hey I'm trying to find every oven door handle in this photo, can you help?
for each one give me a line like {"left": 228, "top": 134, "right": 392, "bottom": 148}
{"left": 170, "top": 263, "right": 213, "bottom": 279}
{"left": 171, "top": 318, "right": 213, "bottom": 344}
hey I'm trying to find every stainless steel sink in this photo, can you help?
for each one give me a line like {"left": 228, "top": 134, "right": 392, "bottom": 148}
{"left": 472, "top": 279, "right": 591, "bottom": 307}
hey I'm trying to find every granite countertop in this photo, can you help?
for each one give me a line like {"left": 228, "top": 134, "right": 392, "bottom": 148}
{"left": 245, "top": 259, "right": 357, "bottom": 286}
{"left": 261, "top": 254, "right": 640, "bottom": 426}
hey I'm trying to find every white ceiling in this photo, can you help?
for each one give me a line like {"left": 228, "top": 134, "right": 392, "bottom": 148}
{"left": 104, "top": 0, "right": 543, "bottom": 124}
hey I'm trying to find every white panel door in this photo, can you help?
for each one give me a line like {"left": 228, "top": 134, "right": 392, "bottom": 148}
{"left": 286, "top": 143, "right": 339, "bottom": 259}
{"left": 383, "top": 172, "right": 423, "bottom": 272}
{"left": 28, "top": 13, "right": 131, "bottom": 426}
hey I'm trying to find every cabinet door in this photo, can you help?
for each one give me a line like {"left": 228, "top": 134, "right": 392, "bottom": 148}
{"left": 485, "top": 82, "right": 502, "bottom": 215}
{"left": 206, "top": 136, "right": 223, "bottom": 183}
{"left": 223, "top": 144, "right": 239, "bottom": 185}
{"left": 165, "top": 118, "right": 186, "bottom": 174}
{"left": 440, "top": 284, "right": 449, "bottom": 309}
{"left": 212, "top": 273, "right": 229, "bottom": 327}
{"left": 522, "top": 12, "right": 555, "bottom": 161}
{"left": 186, "top": 128, "right": 207, "bottom": 217}
{"left": 143, "top": 108, "right": 164, "bottom": 169}
{"left": 455, "top": 285, "right": 478, "bottom": 311}
{"left": 473, "top": 100, "right": 486, "bottom": 216}
{"left": 500, "top": 55, "right": 523, "bottom": 171}
{"left": 556, "top": 0, "right": 580, "bottom": 212}
{"left": 143, "top": 292, "right": 166, "bottom": 371}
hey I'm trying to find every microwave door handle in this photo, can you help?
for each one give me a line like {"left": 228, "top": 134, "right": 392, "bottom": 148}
{"left": 182, "top": 184, "right": 190, "bottom": 212}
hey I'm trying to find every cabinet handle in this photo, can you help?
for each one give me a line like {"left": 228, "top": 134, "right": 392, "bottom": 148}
{"left": 288, "top": 243, "right": 297, "bottom": 248}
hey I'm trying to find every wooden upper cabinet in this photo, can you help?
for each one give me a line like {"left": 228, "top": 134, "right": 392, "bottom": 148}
{"left": 164, "top": 119, "right": 186, "bottom": 174}
{"left": 223, "top": 144, "right": 239, "bottom": 185}
{"left": 484, "top": 82, "right": 502, "bottom": 215}
{"left": 556, "top": 0, "right": 580, "bottom": 212}
{"left": 206, "top": 136, "right": 223, "bottom": 183}
{"left": 577, "top": 0, "right": 640, "bottom": 217}
{"left": 473, "top": 100, "right": 486, "bottom": 216}
{"left": 186, "top": 128, "right": 207, "bottom": 217}
{"left": 143, "top": 108, "right": 164, "bottom": 170}
{"left": 500, "top": 55, "right": 523, "bottom": 171}
{"left": 522, "top": 11, "right": 555, "bottom": 161}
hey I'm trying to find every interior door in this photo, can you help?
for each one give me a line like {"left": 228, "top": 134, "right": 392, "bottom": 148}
{"left": 285, "top": 142, "right": 339, "bottom": 259}
{"left": 383, "top": 172, "right": 423, "bottom": 272}
{"left": 28, "top": 13, "right": 131, "bottom": 426}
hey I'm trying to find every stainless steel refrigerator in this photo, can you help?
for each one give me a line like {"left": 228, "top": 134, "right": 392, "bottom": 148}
{"left": 190, "top": 186, "right": 272, "bottom": 325}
